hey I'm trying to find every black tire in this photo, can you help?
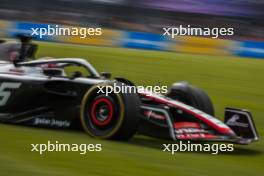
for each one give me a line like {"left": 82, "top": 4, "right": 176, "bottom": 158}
{"left": 80, "top": 82, "right": 140, "bottom": 140}
{"left": 166, "top": 82, "right": 215, "bottom": 116}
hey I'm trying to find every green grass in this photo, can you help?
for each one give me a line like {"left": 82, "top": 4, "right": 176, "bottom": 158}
{"left": 0, "top": 42, "right": 264, "bottom": 176}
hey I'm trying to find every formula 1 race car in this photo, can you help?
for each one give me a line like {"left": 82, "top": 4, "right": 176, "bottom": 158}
{"left": 0, "top": 36, "right": 259, "bottom": 144}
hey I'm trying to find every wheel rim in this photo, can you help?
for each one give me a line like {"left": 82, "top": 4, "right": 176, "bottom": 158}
{"left": 80, "top": 83, "right": 126, "bottom": 139}
{"left": 90, "top": 97, "right": 114, "bottom": 126}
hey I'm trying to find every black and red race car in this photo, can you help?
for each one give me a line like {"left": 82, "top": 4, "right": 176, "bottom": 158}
{"left": 0, "top": 37, "right": 259, "bottom": 144}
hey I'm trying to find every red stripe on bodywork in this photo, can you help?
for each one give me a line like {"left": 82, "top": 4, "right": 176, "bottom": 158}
{"left": 174, "top": 122, "right": 201, "bottom": 129}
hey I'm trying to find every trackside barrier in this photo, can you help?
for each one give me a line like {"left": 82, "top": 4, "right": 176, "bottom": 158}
{"left": 169, "top": 36, "right": 235, "bottom": 55}
{"left": 61, "top": 27, "right": 121, "bottom": 47}
{"left": 121, "top": 31, "right": 168, "bottom": 51}
{"left": 9, "top": 21, "right": 121, "bottom": 47}
{"left": 1, "top": 20, "right": 263, "bottom": 58}
{"left": 9, "top": 22, "right": 59, "bottom": 41}
{"left": 234, "top": 41, "right": 264, "bottom": 59}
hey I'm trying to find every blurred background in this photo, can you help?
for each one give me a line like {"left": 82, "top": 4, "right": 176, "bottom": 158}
{"left": 0, "top": 1, "right": 264, "bottom": 176}
{"left": 0, "top": 0, "right": 263, "bottom": 58}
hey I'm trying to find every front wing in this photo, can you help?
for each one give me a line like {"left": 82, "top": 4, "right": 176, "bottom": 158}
{"left": 138, "top": 94, "right": 258, "bottom": 144}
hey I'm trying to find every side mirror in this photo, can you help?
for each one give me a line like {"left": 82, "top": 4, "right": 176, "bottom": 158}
{"left": 100, "top": 72, "right": 111, "bottom": 79}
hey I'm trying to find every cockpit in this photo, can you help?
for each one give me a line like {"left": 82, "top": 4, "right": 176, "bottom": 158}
{"left": 18, "top": 58, "right": 102, "bottom": 79}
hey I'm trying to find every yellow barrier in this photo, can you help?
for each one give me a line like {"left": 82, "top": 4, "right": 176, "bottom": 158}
{"left": 0, "top": 20, "right": 10, "bottom": 37}
{"left": 170, "top": 36, "right": 234, "bottom": 55}
{"left": 60, "top": 27, "right": 122, "bottom": 47}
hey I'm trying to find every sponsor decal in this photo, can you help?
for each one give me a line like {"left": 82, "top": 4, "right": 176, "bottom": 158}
{"left": 144, "top": 110, "right": 166, "bottom": 120}
{"left": 175, "top": 128, "right": 207, "bottom": 134}
{"left": 226, "top": 114, "right": 249, "bottom": 128}
{"left": 176, "top": 133, "right": 216, "bottom": 140}
{"left": 33, "top": 117, "right": 71, "bottom": 127}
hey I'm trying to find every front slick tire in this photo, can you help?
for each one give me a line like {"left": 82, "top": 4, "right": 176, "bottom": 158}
{"left": 80, "top": 82, "right": 140, "bottom": 140}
